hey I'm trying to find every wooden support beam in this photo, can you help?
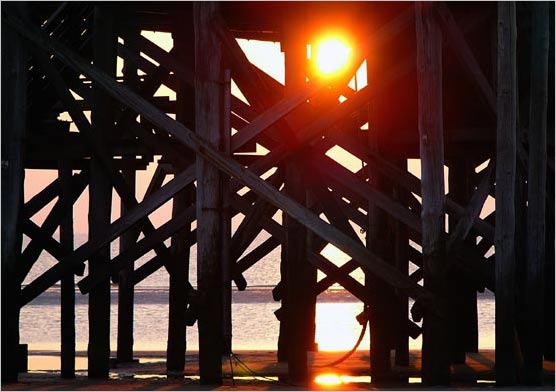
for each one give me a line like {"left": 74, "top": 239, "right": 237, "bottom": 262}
{"left": 22, "top": 220, "right": 66, "bottom": 262}
{"left": 194, "top": 3, "right": 225, "bottom": 384}
{"left": 21, "top": 167, "right": 195, "bottom": 307}
{"left": 330, "top": 133, "right": 494, "bottom": 242}
{"left": 365, "top": 51, "right": 396, "bottom": 383}
{"left": 1, "top": 3, "right": 27, "bottom": 382}
{"left": 230, "top": 170, "right": 283, "bottom": 264}
{"left": 23, "top": 171, "right": 86, "bottom": 218}
{"left": 233, "top": 237, "right": 281, "bottom": 279}
{"left": 435, "top": 2, "right": 496, "bottom": 115}
{"left": 415, "top": 2, "right": 450, "bottom": 385}
{"left": 166, "top": 18, "right": 196, "bottom": 375}
{"left": 18, "top": 172, "right": 88, "bottom": 282}
{"left": 523, "top": 2, "right": 549, "bottom": 384}
{"left": 308, "top": 251, "right": 422, "bottom": 340}
{"left": 116, "top": 169, "right": 136, "bottom": 363}
{"left": 58, "top": 163, "right": 75, "bottom": 378}
{"left": 392, "top": 159, "right": 410, "bottom": 367}
{"left": 80, "top": 206, "right": 196, "bottom": 295}
{"left": 279, "top": 27, "right": 314, "bottom": 382}
{"left": 448, "top": 160, "right": 478, "bottom": 363}
{"left": 166, "top": 188, "right": 193, "bottom": 375}
{"left": 27, "top": 28, "right": 190, "bottom": 307}
{"left": 120, "top": 171, "right": 269, "bottom": 291}
{"left": 221, "top": 69, "right": 233, "bottom": 356}
{"left": 314, "top": 154, "right": 422, "bottom": 233}
{"left": 119, "top": 30, "right": 194, "bottom": 87}
{"left": 7, "top": 11, "right": 434, "bottom": 312}
{"left": 495, "top": 2, "right": 519, "bottom": 385}
{"left": 545, "top": 9, "right": 555, "bottom": 360}
{"left": 88, "top": 5, "right": 116, "bottom": 378}
{"left": 116, "top": 33, "right": 140, "bottom": 364}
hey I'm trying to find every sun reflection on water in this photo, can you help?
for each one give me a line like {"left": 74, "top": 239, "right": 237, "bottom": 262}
{"left": 314, "top": 373, "right": 343, "bottom": 386}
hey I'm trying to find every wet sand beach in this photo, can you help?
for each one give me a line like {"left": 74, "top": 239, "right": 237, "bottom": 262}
{"left": 4, "top": 350, "right": 554, "bottom": 390}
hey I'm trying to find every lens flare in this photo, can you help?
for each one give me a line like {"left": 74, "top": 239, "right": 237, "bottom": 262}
{"left": 315, "top": 38, "right": 352, "bottom": 76}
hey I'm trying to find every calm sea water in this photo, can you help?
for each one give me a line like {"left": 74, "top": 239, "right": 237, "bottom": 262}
{"left": 21, "top": 234, "right": 495, "bottom": 353}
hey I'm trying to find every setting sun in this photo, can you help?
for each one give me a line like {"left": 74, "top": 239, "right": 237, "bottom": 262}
{"left": 314, "top": 37, "right": 353, "bottom": 76}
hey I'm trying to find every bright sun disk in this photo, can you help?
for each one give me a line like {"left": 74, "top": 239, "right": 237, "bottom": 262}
{"left": 315, "top": 38, "right": 352, "bottom": 76}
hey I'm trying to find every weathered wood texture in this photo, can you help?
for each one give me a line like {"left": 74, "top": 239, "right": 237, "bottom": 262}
{"left": 88, "top": 5, "right": 116, "bottom": 379}
{"left": 1, "top": 3, "right": 27, "bottom": 383}
{"left": 366, "top": 55, "right": 395, "bottom": 383}
{"left": 194, "top": 2, "right": 226, "bottom": 385}
{"left": 415, "top": 2, "right": 450, "bottom": 385}
{"left": 166, "top": 17, "right": 196, "bottom": 375}
{"left": 495, "top": 2, "right": 519, "bottom": 386}
{"left": 280, "top": 23, "right": 315, "bottom": 384}
{"left": 523, "top": 2, "right": 549, "bottom": 385}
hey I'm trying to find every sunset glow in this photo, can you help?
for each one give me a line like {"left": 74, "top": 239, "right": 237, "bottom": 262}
{"left": 314, "top": 373, "right": 342, "bottom": 386}
{"left": 314, "top": 36, "right": 352, "bottom": 76}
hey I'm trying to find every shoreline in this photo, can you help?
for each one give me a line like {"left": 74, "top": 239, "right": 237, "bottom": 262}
{"left": 9, "top": 349, "right": 553, "bottom": 391}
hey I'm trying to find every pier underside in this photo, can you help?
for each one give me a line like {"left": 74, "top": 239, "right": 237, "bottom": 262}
{"left": 1, "top": 1, "right": 554, "bottom": 388}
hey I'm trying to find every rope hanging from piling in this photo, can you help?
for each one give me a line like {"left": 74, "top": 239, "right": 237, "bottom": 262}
{"left": 314, "top": 309, "right": 368, "bottom": 368}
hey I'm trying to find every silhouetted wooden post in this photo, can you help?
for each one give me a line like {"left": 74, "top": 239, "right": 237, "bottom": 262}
{"left": 415, "top": 2, "right": 451, "bottom": 385}
{"left": 166, "top": 17, "right": 195, "bottom": 376}
{"left": 544, "top": 5, "right": 555, "bottom": 362}
{"left": 495, "top": 2, "right": 519, "bottom": 386}
{"left": 116, "top": 33, "right": 140, "bottom": 365}
{"left": 167, "top": 188, "right": 191, "bottom": 375}
{"left": 194, "top": 2, "right": 225, "bottom": 384}
{"left": 282, "top": 21, "right": 312, "bottom": 384}
{"left": 88, "top": 5, "right": 116, "bottom": 379}
{"left": 59, "top": 163, "right": 76, "bottom": 378}
{"left": 1, "top": 3, "right": 27, "bottom": 383}
{"left": 117, "top": 169, "right": 135, "bottom": 363}
{"left": 448, "top": 160, "right": 478, "bottom": 363}
{"left": 366, "top": 55, "right": 394, "bottom": 383}
{"left": 221, "top": 68, "right": 233, "bottom": 357}
{"left": 523, "top": 2, "right": 549, "bottom": 385}
{"left": 393, "top": 159, "right": 410, "bottom": 367}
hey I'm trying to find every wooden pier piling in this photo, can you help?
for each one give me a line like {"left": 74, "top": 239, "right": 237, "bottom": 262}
{"left": 194, "top": 2, "right": 227, "bottom": 384}
{"left": 415, "top": 1, "right": 451, "bottom": 385}
{"left": 88, "top": 5, "right": 116, "bottom": 379}
{"left": 59, "top": 163, "right": 76, "bottom": 378}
